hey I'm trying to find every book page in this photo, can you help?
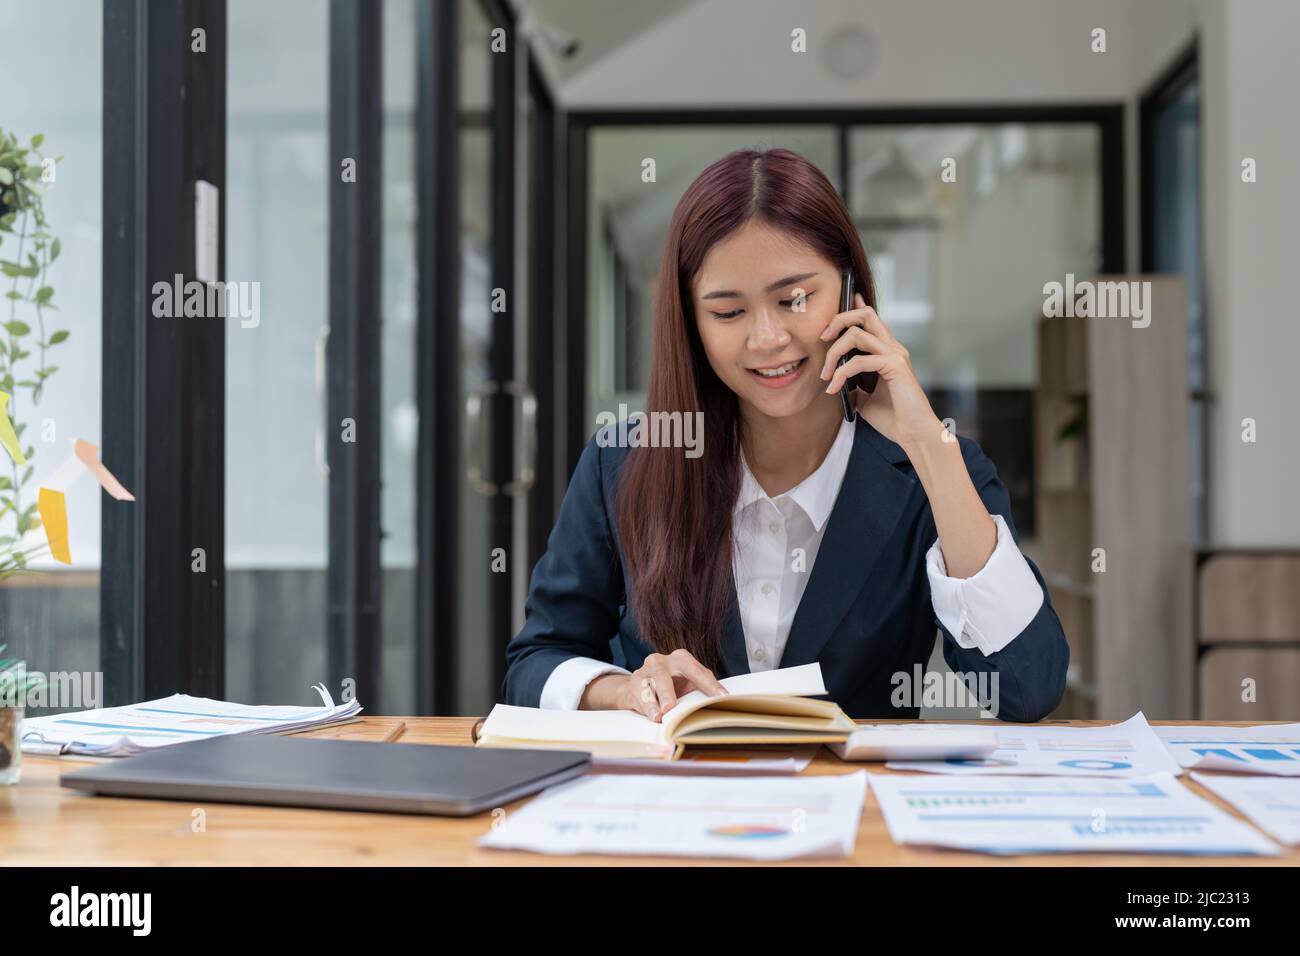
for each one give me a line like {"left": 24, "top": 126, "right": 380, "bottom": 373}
{"left": 478, "top": 703, "right": 664, "bottom": 746}
{"left": 660, "top": 662, "right": 827, "bottom": 737}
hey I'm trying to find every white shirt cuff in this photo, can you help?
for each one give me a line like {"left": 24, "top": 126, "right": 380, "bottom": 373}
{"left": 539, "top": 656, "right": 631, "bottom": 710}
{"left": 926, "top": 513, "right": 1044, "bottom": 656}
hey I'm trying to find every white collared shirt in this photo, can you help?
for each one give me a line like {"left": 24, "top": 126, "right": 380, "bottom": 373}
{"left": 539, "top": 420, "right": 1044, "bottom": 708}
{"left": 729, "top": 416, "right": 856, "bottom": 671}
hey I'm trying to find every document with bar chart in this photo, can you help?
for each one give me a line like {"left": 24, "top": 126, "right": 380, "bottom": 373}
{"left": 884, "top": 713, "right": 1183, "bottom": 778}
{"left": 1155, "top": 723, "right": 1300, "bottom": 776}
{"left": 867, "top": 772, "right": 1280, "bottom": 856}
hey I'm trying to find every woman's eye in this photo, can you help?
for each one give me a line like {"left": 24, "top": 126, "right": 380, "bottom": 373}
{"left": 709, "top": 291, "right": 813, "bottom": 319}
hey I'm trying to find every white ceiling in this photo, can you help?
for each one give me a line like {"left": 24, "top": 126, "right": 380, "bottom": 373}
{"left": 515, "top": 0, "right": 1196, "bottom": 108}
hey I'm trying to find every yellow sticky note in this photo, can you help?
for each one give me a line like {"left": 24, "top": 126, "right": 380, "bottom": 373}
{"left": 0, "top": 391, "right": 26, "bottom": 467}
{"left": 38, "top": 487, "right": 71, "bottom": 564}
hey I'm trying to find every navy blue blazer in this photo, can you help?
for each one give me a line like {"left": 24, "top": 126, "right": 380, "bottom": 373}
{"left": 502, "top": 416, "right": 1069, "bottom": 722}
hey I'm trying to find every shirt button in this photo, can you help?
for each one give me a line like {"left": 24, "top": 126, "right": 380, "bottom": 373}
{"left": 769, "top": 521, "right": 780, "bottom": 534}
{"left": 752, "top": 646, "right": 767, "bottom": 662}
{"left": 760, "top": 583, "right": 774, "bottom": 596}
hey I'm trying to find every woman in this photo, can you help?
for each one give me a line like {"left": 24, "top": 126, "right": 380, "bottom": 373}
{"left": 503, "top": 147, "right": 1068, "bottom": 723}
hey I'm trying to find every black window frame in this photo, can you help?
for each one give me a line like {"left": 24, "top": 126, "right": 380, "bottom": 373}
{"left": 1140, "top": 38, "right": 1207, "bottom": 544}
{"left": 102, "top": 0, "right": 228, "bottom": 705}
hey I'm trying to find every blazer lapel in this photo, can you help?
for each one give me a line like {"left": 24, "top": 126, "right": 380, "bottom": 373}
{"left": 777, "top": 416, "right": 917, "bottom": 669}
{"left": 720, "top": 583, "right": 750, "bottom": 678}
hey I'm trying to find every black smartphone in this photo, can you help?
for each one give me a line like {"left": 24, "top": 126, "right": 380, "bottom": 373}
{"left": 835, "top": 269, "right": 878, "bottom": 422}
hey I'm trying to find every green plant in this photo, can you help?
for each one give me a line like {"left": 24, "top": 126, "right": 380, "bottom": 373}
{"left": 1056, "top": 394, "right": 1088, "bottom": 443}
{"left": 0, "top": 643, "right": 42, "bottom": 776}
{"left": 0, "top": 643, "right": 44, "bottom": 705}
{"left": 0, "top": 130, "right": 66, "bottom": 580}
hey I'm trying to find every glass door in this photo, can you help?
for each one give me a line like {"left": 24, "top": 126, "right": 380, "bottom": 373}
{"left": 223, "top": 0, "right": 535, "bottom": 715}
{"left": 455, "top": 0, "right": 535, "bottom": 714}
{"left": 225, "top": 0, "right": 331, "bottom": 708}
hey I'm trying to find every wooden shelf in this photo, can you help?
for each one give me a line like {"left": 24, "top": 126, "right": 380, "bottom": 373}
{"left": 1033, "top": 277, "right": 1192, "bottom": 719}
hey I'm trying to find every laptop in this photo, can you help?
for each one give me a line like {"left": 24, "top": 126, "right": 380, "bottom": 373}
{"left": 60, "top": 735, "right": 591, "bottom": 816}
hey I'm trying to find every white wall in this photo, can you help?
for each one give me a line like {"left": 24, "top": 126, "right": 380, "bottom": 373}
{"left": 1199, "top": 0, "right": 1300, "bottom": 545}
{"left": 1130, "top": 0, "right": 1300, "bottom": 546}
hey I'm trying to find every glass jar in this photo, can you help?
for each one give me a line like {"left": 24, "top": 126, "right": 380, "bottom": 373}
{"left": 0, "top": 700, "right": 21, "bottom": 785}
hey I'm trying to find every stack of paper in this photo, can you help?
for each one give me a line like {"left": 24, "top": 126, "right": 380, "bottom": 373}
{"left": 1192, "top": 773, "right": 1300, "bottom": 845}
{"left": 479, "top": 771, "right": 868, "bottom": 860}
{"left": 868, "top": 771, "right": 1280, "bottom": 856}
{"left": 832, "top": 725, "right": 998, "bottom": 762}
{"left": 884, "top": 713, "right": 1184, "bottom": 778}
{"left": 1155, "top": 722, "right": 1300, "bottom": 776}
{"left": 591, "top": 748, "right": 817, "bottom": 776}
{"left": 20, "top": 684, "right": 361, "bottom": 757}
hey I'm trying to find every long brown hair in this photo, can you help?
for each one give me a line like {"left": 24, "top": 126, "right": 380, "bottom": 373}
{"left": 616, "top": 147, "right": 877, "bottom": 671}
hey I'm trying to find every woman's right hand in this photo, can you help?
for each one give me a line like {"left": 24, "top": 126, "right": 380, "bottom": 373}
{"left": 580, "top": 649, "right": 728, "bottom": 720}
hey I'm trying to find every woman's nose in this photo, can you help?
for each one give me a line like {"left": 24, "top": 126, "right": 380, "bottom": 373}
{"left": 748, "top": 307, "right": 791, "bottom": 350}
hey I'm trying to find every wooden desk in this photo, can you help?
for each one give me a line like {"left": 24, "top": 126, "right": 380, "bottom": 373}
{"left": 4, "top": 718, "right": 1296, "bottom": 866}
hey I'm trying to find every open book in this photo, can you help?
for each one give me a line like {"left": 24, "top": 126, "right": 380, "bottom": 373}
{"left": 477, "top": 663, "right": 855, "bottom": 760}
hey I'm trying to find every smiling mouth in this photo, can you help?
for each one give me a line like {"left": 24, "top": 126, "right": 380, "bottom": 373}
{"left": 748, "top": 357, "right": 806, "bottom": 385}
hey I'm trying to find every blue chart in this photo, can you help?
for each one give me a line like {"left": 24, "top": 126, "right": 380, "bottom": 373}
{"left": 1058, "top": 759, "right": 1133, "bottom": 771}
{"left": 942, "top": 757, "right": 1135, "bottom": 771}
{"left": 1071, "top": 820, "right": 1207, "bottom": 837}
{"left": 1191, "top": 746, "right": 1300, "bottom": 763}
{"left": 1158, "top": 727, "right": 1300, "bottom": 773}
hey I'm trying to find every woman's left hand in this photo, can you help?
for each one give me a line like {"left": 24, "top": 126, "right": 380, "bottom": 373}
{"left": 818, "top": 292, "right": 944, "bottom": 449}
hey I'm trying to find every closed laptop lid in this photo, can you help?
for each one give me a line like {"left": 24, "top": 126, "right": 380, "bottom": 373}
{"left": 60, "top": 735, "right": 591, "bottom": 816}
